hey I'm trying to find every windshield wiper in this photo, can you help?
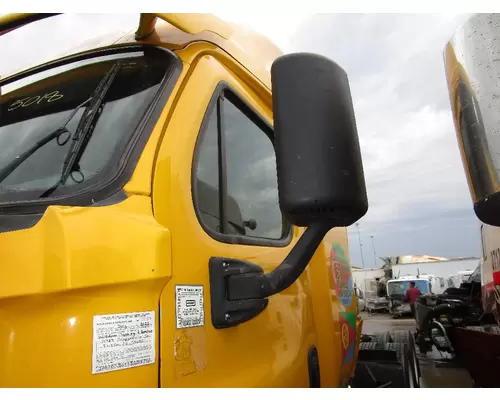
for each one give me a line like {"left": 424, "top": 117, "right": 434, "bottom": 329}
{"left": 40, "top": 61, "right": 122, "bottom": 198}
{"left": 0, "top": 98, "right": 91, "bottom": 184}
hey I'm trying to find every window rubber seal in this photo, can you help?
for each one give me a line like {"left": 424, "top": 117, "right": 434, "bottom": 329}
{"left": 191, "top": 81, "right": 293, "bottom": 248}
{"left": 0, "top": 44, "right": 183, "bottom": 217}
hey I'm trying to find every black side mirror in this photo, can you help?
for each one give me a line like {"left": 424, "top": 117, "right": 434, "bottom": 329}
{"left": 209, "top": 53, "right": 368, "bottom": 329}
{"left": 272, "top": 52, "right": 368, "bottom": 227}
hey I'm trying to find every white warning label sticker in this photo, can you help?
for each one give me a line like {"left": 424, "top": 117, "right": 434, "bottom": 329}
{"left": 175, "top": 285, "right": 205, "bottom": 329}
{"left": 92, "top": 311, "right": 155, "bottom": 375}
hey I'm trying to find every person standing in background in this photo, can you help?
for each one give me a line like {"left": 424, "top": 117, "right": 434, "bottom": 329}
{"left": 404, "top": 281, "right": 422, "bottom": 318}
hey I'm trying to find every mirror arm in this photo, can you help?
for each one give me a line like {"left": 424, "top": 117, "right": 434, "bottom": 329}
{"left": 228, "top": 221, "right": 334, "bottom": 300}
{"left": 209, "top": 221, "right": 335, "bottom": 329}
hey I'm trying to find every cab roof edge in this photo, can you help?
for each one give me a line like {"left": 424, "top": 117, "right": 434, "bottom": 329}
{"left": 0, "top": 13, "right": 60, "bottom": 37}
{"left": 0, "top": 13, "right": 232, "bottom": 41}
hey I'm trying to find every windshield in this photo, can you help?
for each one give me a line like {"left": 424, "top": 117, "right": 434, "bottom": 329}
{"left": 0, "top": 47, "right": 174, "bottom": 203}
{"left": 387, "top": 279, "right": 429, "bottom": 296}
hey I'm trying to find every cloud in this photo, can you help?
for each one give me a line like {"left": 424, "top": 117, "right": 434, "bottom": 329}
{"left": 215, "top": 13, "right": 310, "bottom": 52}
{"left": 283, "top": 14, "right": 480, "bottom": 267}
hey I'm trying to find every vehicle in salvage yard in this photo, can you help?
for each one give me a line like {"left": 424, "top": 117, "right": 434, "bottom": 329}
{"left": 0, "top": 13, "right": 368, "bottom": 388}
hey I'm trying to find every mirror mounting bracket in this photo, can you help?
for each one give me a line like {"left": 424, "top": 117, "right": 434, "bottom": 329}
{"left": 209, "top": 221, "right": 334, "bottom": 329}
{"left": 209, "top": 257, "right": 269, "bottom": 329}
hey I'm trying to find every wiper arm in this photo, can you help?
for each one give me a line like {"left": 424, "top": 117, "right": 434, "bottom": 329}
{"left": 0, "top": 98, "right": 91, "bottom": 184}
{"left": 40, "top": 61, "right": 122, "bottom": 198}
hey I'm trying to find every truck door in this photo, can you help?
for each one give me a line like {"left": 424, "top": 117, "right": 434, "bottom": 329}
{"left": 152, "top": 54, "right": 318, "bottom": 387}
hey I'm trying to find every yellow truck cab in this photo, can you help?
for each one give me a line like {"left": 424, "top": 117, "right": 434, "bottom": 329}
{"left": 0, "top": 13, "right": 367, "bottom": 387}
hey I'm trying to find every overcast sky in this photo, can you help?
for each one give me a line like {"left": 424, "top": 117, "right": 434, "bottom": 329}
{"left": 0, "top": 13, "right": 482, "bottom": 267}
{"left": 219, "top": 13, "right": 481, "bottom": 267}
{"left": 296, "top": 14, "right": 481, "bottom": 268}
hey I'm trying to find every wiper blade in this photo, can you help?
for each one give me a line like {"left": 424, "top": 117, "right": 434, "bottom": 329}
{"left": 40, "top": 61, "right": 122, "bottom": 198}
{"left": 0, "top": 98, "right": 90, "bottom": 184}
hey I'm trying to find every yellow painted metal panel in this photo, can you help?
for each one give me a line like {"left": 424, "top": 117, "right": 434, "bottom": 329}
{"left": 0, "top": 16, "right": 358, "bottom": 387}
{"left": 0, "top": 196, "right": 172, "bottom": 387}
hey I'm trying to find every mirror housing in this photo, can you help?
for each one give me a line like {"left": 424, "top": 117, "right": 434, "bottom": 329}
{"left": 272, "top": 52, "right": 368, "bottom": 227}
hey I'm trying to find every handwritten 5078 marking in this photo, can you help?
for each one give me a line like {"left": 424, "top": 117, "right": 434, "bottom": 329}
{"left": 8, "top": 90, "right": 64, "bottom": 111}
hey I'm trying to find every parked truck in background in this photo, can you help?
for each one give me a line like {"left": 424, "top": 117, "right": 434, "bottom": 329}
{"left": 417, "top": 13, "right": 500, "bottom": 387}
{"left": 364, "top": 13, "right": 500, "bottom": 388}
{"left": 477, "top": 223, "right": 500, "bottom": 319}
{"left": 352, "top": 13, "right": 500, "bottom": 389}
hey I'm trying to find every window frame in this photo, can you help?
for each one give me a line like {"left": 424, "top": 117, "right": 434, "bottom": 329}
{"left": 0, "top": 44, "right": 182, "bottom": 216}
{"left": 192, "top": 82, "right": 293, "bottom": 248}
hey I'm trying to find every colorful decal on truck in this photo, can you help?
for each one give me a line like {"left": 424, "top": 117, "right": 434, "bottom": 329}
{"left": 339, "top": 311, "right": 357, "bottom": 365}
{"left": 330, "top": 242, "right": 353, "bottom": 308}
{"left": 488, "top": 247, "right": 500, "bottom": 324}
